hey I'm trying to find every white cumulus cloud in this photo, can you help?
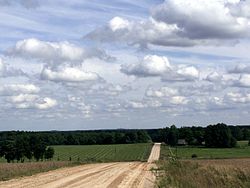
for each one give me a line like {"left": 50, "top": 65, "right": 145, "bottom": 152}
{"left": 169, "top": 96, "right": 188, "bottom": 105}
{"left": 225, "top": 92, "right": 250, "bottom": 103}
{"left": 7, "top": 38, "right": 113, "bottom": 63}
{"left": 121, "top": 55, "right": 199, "bottom": 82}
{"left": 146, "top": 87, "right": 178, "bottom": 97}
{"left": 13, "top": 96, "right": 57, "bottom": 110}
{"left": 7, "top": 94, "right": 38, "bottom": 103}
{"left": 0, "top": 84, "right": 40, "bottom": 95}
{"left": 41, "top": 66, "right": 100, "bottom": 82}
{"left": 86, "top": 0, "right": 250, "bottom": 47}
{"left": 121, "top": 55, "right": 171, "bottom": 77}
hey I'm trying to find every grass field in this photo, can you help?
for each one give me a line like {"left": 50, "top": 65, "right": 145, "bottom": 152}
{"left": 160, "top": 141, "right": 250, "bottom": 159}
{"left": 53, "top": 143, "right": 152, "bottom": 162}
{"left": 0, "top": 143, "right": 152, "bottom": 163}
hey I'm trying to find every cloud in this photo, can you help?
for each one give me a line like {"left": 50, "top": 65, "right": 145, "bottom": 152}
{"left": 88, "top": 83, "right": 130, "bottom": 96}
{"left": 34, "top": 97, "right": 57, "bottom": 110}
{"left": 233, "top": 74, "right": 250, "bottom": 87}
{"left": 41, "top": 65, "right": 100, "bottom": 82}
{"left": 146, "top": 87, "right": 178, "bottom": 97}
{"left": 126, "top": 100, "right": 147, "bottom": 109}
{"left": 162, "top": 65, "right": 199, "bottom": 82}
{"left": 7, "top": 38, "right": 114, "bottom": 63}
{"left": 86, "top": 16, "right": 195, "bottom": 47}
{"left": 13, "top": 97, "right": 57, "bottom": 110}
{"left": 152, "top": 0, "right": 250, "bottom": 40}
{"left": 86, "top": 0, "right": 250, "bottom": 47}
{"left": 0, "top": 84, "right": 40, "bottom": 95}
{"left": 0, "top": 58, "right": 26, "bottom": 77}
{"left": 0, "top": 0, "right": 40, "bottom": 8}
{"left": 225, "top": 92, "right": 250, "bottom": 103}
{"left": 109, "top": 17, "right": 130, "bottom": 31}
{"left": 229, "top": 64, "right": 250, "bottom": 74}
{"left": 205, "top": 71, "right": 223, "bottom": 82}
{"left": 180, "top": 83, "right": 223, "bottom": 96}
{"left": 121, "top": 55, "right": 171, "bottom": 77}
{"left": 169, "top": 96, "right": 188, "bottom": 105}
{"left": 205, "top": 69, "right": 250, "bottom": 88}
{"left": 121, "top": 55, "right": 199, "bottom": 82}
{"left": 7, "top": 94, "right": 38, "bottom": 103}
{"left": 0, "top": 58, "right": 5, "bottom": 76}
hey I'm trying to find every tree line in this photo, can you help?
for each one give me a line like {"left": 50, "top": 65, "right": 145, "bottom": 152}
{"left": 0, "top": 130, "right": 151, "bottom": 146}
{"left": 149, "top": 123, "right": 250, "bottom": 147}
{"left": 0, "top": 133, "right": 54, "bottom": 163}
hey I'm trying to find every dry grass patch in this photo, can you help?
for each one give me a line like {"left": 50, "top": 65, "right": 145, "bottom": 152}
{"left": 156, "top": 159, "right": 250, "bottom": 188}
{"left": 0, "top": 161, "right": 73, "bottom": 181}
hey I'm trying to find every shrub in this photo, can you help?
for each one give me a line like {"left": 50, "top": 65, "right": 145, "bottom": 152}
{"left": 191, "top": 154, "right": 198, "bottom": 158}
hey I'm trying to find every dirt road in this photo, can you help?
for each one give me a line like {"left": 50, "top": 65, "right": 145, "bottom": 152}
{"left": 0, "top": 143, "right": 161, "bottom": 188}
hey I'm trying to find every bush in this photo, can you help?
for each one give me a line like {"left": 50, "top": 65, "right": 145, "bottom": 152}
{"left": 191, "top": 154, "right": 198, "bottom": 158}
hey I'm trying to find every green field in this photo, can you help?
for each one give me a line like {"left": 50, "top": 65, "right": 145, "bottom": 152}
{"left": 52, "top": 143, "right": 152, "bottom": 162}
{"left": 161, "top": 141, "right": 250, "bottom": 159}
{"left": 0, "top": 143, "right": 152, "bottom": 163}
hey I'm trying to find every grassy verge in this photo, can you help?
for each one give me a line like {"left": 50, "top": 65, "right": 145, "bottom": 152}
{"left": 157, "top": 141, "right": 250, "bottom": 188}
{"left": 0, "top": 161, "right": 76, "bottom": 181}
{"left": 156, "top": 159, "right": 250, "bottom": 188}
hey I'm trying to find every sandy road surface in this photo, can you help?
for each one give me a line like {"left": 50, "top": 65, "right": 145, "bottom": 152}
{"left": 0, "top": 143, "right": 161, "bottom": 188}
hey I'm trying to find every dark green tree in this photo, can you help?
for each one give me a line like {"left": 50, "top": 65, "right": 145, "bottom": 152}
{"left": 2, "top": 140, "right": 16, "bottom": 163}
{"left": 168, "top": 125, "right": 178, "bottom": 146}
{"left": 44, "top": 147, "right": 55, "bottom": 160}
{"left": 205, "top": 123, "right": 236, "bottom": 148}
{"left": 179, "top": 127, "right": 194, "bottom": 144}
{"left": 137, "top": 130, "right": 151, "bottom": 143}
{"left": 229, "top": 126, "right": 243, "bottom": 140}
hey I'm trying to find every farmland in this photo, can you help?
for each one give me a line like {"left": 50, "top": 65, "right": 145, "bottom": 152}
{"left": 53, "top": 143, "right": 152, "bottom": 162}
{"left": 160, "top": 141, "right": 250, "bottom": 159}
{"left": 0, "top": 143, "right": 152, "bottom": 163}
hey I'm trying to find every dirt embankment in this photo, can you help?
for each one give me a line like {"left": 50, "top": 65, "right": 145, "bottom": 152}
{"left": 0, "top": 143, "right": 161, "bottom": 188}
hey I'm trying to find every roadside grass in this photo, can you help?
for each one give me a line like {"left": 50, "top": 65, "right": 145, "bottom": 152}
{"left": 0, "top": 161, "right": 76, "bottom": 181}
{"left": 52, "top": 143, "right": 152, "bottom": 162}
{"left": 156, "top": 159, "right": 250, "bottom": 188}
{"left": 160, "top": 141, "right": 250, "bottom": 159}
{"left": 157, "top": 141, "right": 250, "bottom": 188}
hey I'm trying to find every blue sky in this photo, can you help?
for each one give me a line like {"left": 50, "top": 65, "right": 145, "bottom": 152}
{"left": 1, "top": 0, "right": 250, "bottom": 130}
